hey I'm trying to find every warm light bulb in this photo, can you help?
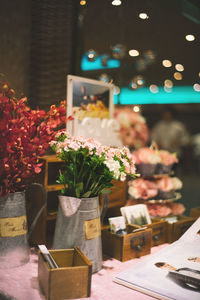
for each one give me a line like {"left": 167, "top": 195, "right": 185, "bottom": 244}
{"left": 162, "top": 60, "right": 172, "bottom": 67}
{"left": 80, "top": 0, "right": 86, "bottom": 5}
{"left": 112, "top": 0, "right": 122, "bottom": 6}
{"left": 185, "top": 34, "right": 195, "bottom": 41}
{"left": 133, "top": 105, "right": 140, "bottom": 112}
{"left": 164, "top": 80, "right": 173, "bottom": 88}
{"left": 129, "top": 49, "right": 139, "bottom": 57}
{"left": 149, "top": 85, "right": 159, "bottom": 93}
{"left": 174, "top": 72, "right": 182, "bottom": 80}
{"left": 139, "top": 12, "right": 149, "bottom": 19}
{"left": 175, "top": 64, "right": 184, "bottom": 72}
{"left": 193, "top": 83, "right": 200, "bottom": 92}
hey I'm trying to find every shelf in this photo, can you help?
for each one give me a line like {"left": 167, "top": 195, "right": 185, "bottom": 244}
{"left": 45, "top": 184, "right": 64, "bottom": 192}
{"left": 47, "top": 211, "right": 57, "bottom": 221}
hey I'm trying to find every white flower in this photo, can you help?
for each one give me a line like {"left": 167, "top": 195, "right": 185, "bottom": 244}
{"left": 120, "top": 172, "right": 126, "bottom": 181}
{"left": 104, "top": 159, "right": 121, "bottom": 179}
{"left": 128, "top": 186, "right": 140, "bottom": 199}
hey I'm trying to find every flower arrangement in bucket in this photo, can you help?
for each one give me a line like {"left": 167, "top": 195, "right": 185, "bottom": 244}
{"left": 50, "top": 131, "right": 136, "bottom": 272}
{"left": 0, "top": 80, "right": 67, "bottom": 268}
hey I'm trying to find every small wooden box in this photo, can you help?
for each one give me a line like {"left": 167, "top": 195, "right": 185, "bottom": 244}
{"left": 38, "top": 247, "right": 92, "bottom": 300}
{"left": 140, "top": 219, "right": 168, "bottom": 246}
{"left": 102, "top": 224, "right": 152, "bottom": 262}
{"left": 190, "top": 206, "right": 200, "bottom": 219}
{"left": 167, "top": 215, "right": 196, "bottom": 243}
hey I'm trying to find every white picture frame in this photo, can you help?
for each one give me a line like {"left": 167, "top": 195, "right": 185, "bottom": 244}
{"left": 66, "top": 75, "right": 114, "bottom": 135}
{"left": 120, "top": 204, "right": 152, "bottom": 226}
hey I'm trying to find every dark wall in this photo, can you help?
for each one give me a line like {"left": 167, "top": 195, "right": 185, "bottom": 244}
{"left": 0, "top": 0, "right": 31, "bottom": 97}
{"left": 0, "top": 0, "right": 78, "bottom": 109}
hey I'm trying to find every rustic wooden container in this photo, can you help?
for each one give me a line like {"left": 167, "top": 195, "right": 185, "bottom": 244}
{"left": 139, "top": 219, "right": 168, "bottom": 246}
{"left": 190, "top": 206, "right": 200, "bottom": 219}
{"left": 38, "top": 247, "right": 92, "bottom": 300}
{"left": 167, "top": 215, "right": 196, "bottom": 243}
{"left": 102, "top": 224, "right": 152, "bottom": 262}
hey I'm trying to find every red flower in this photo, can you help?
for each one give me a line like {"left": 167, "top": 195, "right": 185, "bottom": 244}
{"left": 0, "top": 81, "right": 69, "bottom": 197}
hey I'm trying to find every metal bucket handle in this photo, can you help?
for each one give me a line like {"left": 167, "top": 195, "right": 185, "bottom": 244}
{"left": 26, "top": 183, "right": 47, "bottom": 240}
{"left": 100, "top": 194, "right": 108, "bottom": 223}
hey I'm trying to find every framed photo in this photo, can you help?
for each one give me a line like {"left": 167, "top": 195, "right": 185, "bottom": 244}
{"left": 120, "top": 204, "right": 152, "bottom": 226}
{"left": 66, "top": 75, "right": 114, "bottom": 133}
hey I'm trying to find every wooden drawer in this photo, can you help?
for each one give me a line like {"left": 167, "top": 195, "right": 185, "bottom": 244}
{"left": 142, "top": 219, "right": 168, "bottom": 246}
{"left": 190, "top": 206, "right": 200, "bottom": 219}
{"left": 167, "top": 216, "right": 196, "bottom": 243}
{"left": 102, "top": 224, "right": 152, "bottom": 262}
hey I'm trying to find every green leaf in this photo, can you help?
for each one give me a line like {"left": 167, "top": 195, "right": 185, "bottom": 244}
{"left": 100, "top": 188, "right": 112, "bottom": 195}
{"left": 82, "top": 191, "right": 92, "bottom": 198}
{"left": 75, "top": 182, "right": 83, "bottom": 198}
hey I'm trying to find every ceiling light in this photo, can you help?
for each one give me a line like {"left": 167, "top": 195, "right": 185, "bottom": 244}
{"left": 164, "top": 80, "right": 173, "bottom": 88}
{"left": 185, "top": 34, "right": 195, "bottom": 41}
{"left": 193, "top": 83, "right": 200, "bottom": 92}
{"left": 129, "top": 49, "right": 139, "bottom": 57}
{"left": 174, "top": 72, "right": 183, "bottom": 80}
{"left": 149, "top": 85, "right": 159, "bottom": 93}
{"left": 162, "top": 60, "right": 172, "bottom": 67}
{"left": 139, "top": 13, "right": 149, "bottom": 19}
{"left": 80, "top": 0, "right": 86, "bottom": 5}
{"left": 112, "top": 0, "right": 121, "bottom": 6}
{"left": 175, "top": 64, "right": 184, "bottom": 72}
{"left": 133, "top": 105, "right": 140, "bottom": 112}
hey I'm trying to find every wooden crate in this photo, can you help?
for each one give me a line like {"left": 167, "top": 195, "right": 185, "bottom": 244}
{"left": 167, "top": 215, "right": 196, "bottom": 243}
{"left": 140, "top": 219, "right": 168, "bottom": 246}
{"left": 190, "top": 206, "right": 200, "bottom": 219}
{"left": 38, "top": 247, "right": 92, "bottom": 300}
{"left": 102, "top": 224, "right": 152, "bottom": 262}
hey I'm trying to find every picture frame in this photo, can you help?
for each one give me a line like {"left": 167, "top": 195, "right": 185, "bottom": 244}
{"left": 120, "top": 204, "right": 152, "bottom": 226}
{"left": 66, "top": 75, "right": 114, "bottom": 134}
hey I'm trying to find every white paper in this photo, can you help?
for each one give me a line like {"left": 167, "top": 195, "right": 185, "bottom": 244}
{"left": 114, "top": 217, "right": 200, "bottom": 300}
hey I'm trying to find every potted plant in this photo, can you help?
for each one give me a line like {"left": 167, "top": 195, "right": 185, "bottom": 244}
{"left": 50, "top": 130, "right": 137, "bottom": 273}
{"left": 0, "top": 81, "right": 67, "bottom": 268}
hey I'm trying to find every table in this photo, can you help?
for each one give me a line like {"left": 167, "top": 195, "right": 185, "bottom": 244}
{"left": 0, "top": 244, "right": 167, "bottom": 300}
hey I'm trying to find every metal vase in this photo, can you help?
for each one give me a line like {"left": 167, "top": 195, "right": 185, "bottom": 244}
{"left": 0, "top": 191, "right": 30, "bottom": 268}
{"left": 53, "top": 196, "right": 102, "bottom": 273}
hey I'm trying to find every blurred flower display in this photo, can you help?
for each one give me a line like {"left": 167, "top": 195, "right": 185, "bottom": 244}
{"left": 114, "top": 107, "right": 149, "bottom": 150}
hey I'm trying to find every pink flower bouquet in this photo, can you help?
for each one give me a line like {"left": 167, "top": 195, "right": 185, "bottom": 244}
{"left": 50, "top": 131, "right": 136, "bottom": 197}
{"left": 133, "top": 147, "right": 161, "bottom": 176}
{"left": 128, "top": 178, "right": 158, "bottom": 200}
{"left": 114, "top": 108, "right": 149, "bottom": 149}
{"left": 156, "top": 150, "right": 178, "bottom": 174}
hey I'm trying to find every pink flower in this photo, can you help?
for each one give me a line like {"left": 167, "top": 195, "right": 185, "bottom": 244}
{"left": 128, "top": 178, "right": 158, "bottom": 200}
{"left": 147, "top": 204, "right": 172, "bottom": 217}
{"left": 159, "top": 150, "right": 178, "bottom": 165}
{"left": 156, "top": 176, "right": 174, "bottom": 192}
{"left": 133, "top": 147, "right": 161, "bottom": 164}
{"left": 167, "top": 203, "right": 185, "bottom": 215}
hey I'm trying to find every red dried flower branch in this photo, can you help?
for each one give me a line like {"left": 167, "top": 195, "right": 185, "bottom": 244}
{"left": 0, "top": 81, "right": 69, "bottom": 196}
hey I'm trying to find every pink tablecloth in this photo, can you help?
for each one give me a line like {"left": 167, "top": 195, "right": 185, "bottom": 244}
{"left": 0, "top": 245, "right": 168, "bottom": 300}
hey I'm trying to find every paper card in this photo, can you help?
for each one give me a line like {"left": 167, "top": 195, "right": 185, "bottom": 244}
{"left": 108, "top": 216, "right": 126, "bottom": 234}
{"left": 120, "top": 204, "right": 152, "bottom": 226}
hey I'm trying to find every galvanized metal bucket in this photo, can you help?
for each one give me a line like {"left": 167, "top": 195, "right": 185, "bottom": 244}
{"left": 53, "top": 196, "right": 103, "bottom": 273}
{"left": 0, "top": 192, "right": 30, "bottom": 268}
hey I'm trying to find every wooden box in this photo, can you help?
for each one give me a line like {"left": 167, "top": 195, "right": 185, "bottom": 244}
{"left": 167, "top": 215, "right": 196, "bottom": 243}
{"left": 102, "top": 224, "right": 152, "bottom": 262}
{"left": 38, "top": 247, "right": 92, "bottom": 300}
{"left": 139, "top": 219, "right": 168, "bottom": 246}
{"left": 190, "top": 206, "right": 200, "bottom": 219}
